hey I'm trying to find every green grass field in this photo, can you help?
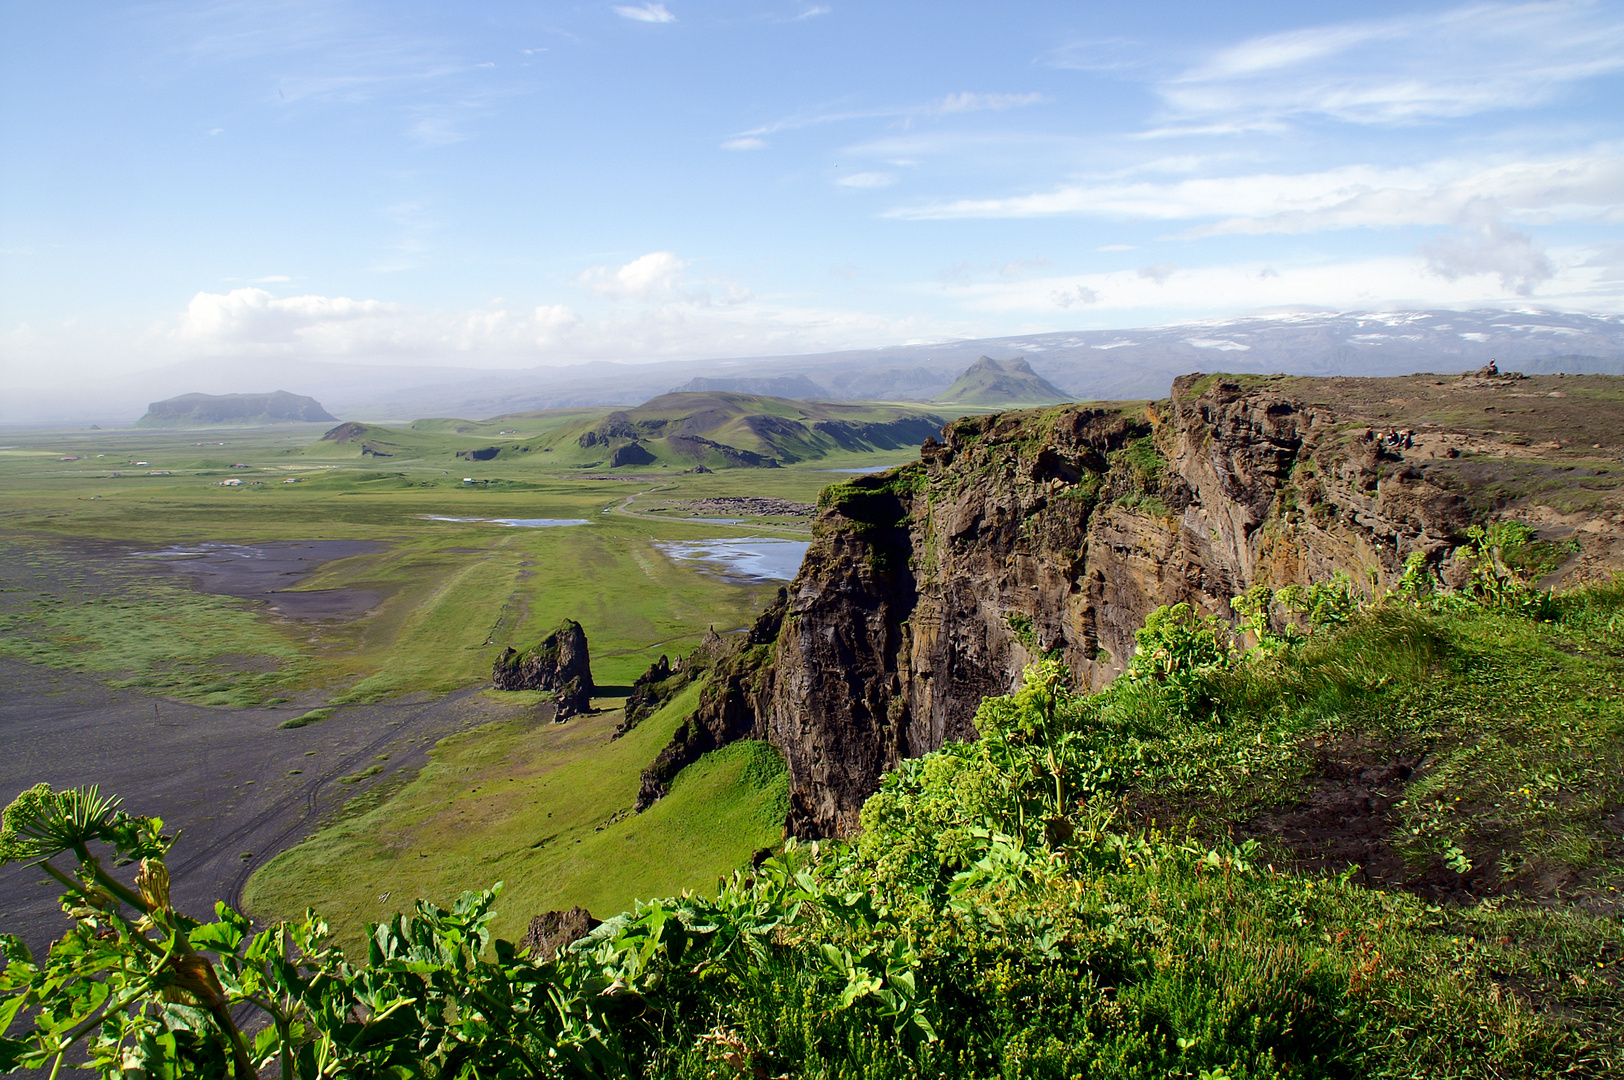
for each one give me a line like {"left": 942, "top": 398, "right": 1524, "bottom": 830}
{"left": 243, "top": 682, "right": 788, "bottom": 947}
{"left": 0, "top": 419, "right": 851, "bottom": 701}
{"left": 0, "top": 416, "right": 877, "bottom": 934}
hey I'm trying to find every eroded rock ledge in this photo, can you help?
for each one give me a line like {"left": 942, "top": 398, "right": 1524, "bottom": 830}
{"left": 635, "top": 371, "right": 1624, "bottom": 838}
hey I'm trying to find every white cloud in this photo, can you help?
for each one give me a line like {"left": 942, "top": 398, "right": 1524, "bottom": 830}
{"left": 836, "top": 171, "right": 895, "bottom": 188}
{"left": 1138, "top": 262, "right": 1177, "bottom": 284}
{"left": 932, "top": 247, "right": 1624, "bottom": 317}
{"left": 886, "top": 155, "right": 1624, "bottom": 234}
{"left": 1423, "top": 220, "right": 1554, "bottom": 295}
{"left": 172, "top": 288, "right": 396, "bottom": 350}
{"left": 532, "top": 304, "right": 582, "bottom": 343}
{"left": 577, "top": 251, "right": 691, "bottom": 300}
{"left": 999, "top": 257, "right": 1051, "bottom": 279}
{"left": 613, "top": 3, "right": 676, "bottom": 23}
{"left": 151, "top": 271, "right": 964, "bottom": 369}
{"left": 792, "top": 5, "right": 831, "bottom": 19}
{"left": 1037, "top": 37, "right": 1145, "bottom": 73}
{"left": 727, "top": 88, "right": 1046, "bottom": 142}
{"left": 933, "top": 91, "right": 1047, "bottom": 114}
{"left": 1050, "top": 285, "right": 1098, "bottom": 308}
{"left": 1161, "top": 2, "right": 1624, "bottom": 125}
{"left": 721, "top": 136, "right": 767, "bottom": 150}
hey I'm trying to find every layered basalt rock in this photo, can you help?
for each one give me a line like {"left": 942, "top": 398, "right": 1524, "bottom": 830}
{"left": 493, "top": 619, "right": 595, "bottom": 719}
{"left": 632, "top": 372, "right": 1624, "bottom": 838}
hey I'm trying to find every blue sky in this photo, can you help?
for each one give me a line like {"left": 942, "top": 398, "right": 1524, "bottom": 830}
{"left": 3, "top": 0, "right": 1623, "bottom": 380}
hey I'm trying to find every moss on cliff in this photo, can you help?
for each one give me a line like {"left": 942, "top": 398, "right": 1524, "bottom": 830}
{"left": 815, "top": 464, "right": 927, "bottom": 574}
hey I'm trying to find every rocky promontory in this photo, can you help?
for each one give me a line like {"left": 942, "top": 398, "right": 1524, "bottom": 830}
{"left": 632, "top": 370, "right": 1624, "bottom": 838}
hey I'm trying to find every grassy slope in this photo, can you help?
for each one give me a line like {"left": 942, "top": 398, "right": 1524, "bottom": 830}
{"left": 244, "top": 682, "right": 789, "bottom": 947}
{"left": 622, "top": 587, "right": 1623, "bottom": 1078}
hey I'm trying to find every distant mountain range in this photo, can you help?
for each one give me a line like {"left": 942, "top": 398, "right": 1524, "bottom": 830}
{"left": 136, "top": 391, "right": 336, "bottom": 427}
{"left": 668, "top": 374, "right": 831, "bottom": 398}
{"left": 8, "top": 308, "right": 1623, "bottom": 425}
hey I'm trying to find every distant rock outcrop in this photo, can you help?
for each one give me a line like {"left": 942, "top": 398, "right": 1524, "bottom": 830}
{"left": 632, "top": 595, "right": 786, "bottom": 811}
{"left": 139, "top": 391, "right": 336, "bottom": 427}
{"left": 615, "top": 654, "right": 673, "bottom": 740}
{"left": 321, "top": 421, "right": 368, "bottom": 444}
{"left": 318, "top": 421, "right": 399, "bottom": 457}
{"left": 493, "top": 619, "right": 596, "bottom": 719}
{"left": 608, "top": 440, "right": 658, "bottom": 467}
{"left": 935, "top": 356, "right": 1070, "bottom": 407}
{"left": 566, "top": 392, "right": 942, "bottom": 469}
{"left": 665, "top": 435, "right": 779, "bottom": 468}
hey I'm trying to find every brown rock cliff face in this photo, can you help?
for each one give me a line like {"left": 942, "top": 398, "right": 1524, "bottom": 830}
{"left": 640, "top": 372, "right": 1624, "bottom": 838}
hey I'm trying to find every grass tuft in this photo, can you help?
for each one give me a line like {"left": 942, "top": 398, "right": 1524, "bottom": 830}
{"left": 278, "top": 707, "right": 333, "bottom": 729}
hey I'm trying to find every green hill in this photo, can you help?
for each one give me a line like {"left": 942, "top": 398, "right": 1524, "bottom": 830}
{"left": 561, "top": 391, "right": 946, "bottom": 469}
{"left": 935, "top": 355, "right": 1071, "bottom": 407}
{"left": 137, "top": 390, "right": 336, "bottom": 427}
{"left": 311, "top": 393, "right": 948, "bottom": 470}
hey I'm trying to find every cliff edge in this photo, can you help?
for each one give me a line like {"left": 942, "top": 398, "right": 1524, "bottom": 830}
{"left": 638, "top": 370, "right": 1624, "bottom": 837}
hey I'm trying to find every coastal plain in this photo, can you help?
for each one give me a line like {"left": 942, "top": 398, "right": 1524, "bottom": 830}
{"left": 0, "top": 412, "right": 912, "bottom": 949}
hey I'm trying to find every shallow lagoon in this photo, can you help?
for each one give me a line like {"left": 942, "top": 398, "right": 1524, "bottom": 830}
{"left": 655, "top": 537, "right": 810, "bottom": 583}
{"left": 419, "top": 515, "right": 592, "bottom": 527}
{"left": 812, "top": 463, "right": 912, "bottom": 474}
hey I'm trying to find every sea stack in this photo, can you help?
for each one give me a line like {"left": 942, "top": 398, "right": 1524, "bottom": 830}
{"left": 493, "top": 619, "right": 596, "bottom": 719}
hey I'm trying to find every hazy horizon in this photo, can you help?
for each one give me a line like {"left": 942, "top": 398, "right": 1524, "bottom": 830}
{"left": 5, "top": 0, "right": 1624, "bottom": 392}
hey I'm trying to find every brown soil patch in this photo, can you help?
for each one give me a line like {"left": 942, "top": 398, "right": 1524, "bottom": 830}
{"left": 1241, "top": 737, "right": 1496, "bottom": 903}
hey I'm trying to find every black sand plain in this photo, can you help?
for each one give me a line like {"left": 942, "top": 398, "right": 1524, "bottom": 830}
{"left": 0, "top": 539, "right": 542, "bottom": 958}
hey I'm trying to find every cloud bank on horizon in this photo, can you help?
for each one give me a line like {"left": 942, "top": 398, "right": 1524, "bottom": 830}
{"left": 2, "top": 0, "right": 1623, "bottom": 383}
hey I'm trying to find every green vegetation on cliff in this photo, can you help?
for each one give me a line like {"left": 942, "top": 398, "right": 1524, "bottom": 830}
{"left": 5, "top": 569, "right": 1621, "bottom": 1078}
